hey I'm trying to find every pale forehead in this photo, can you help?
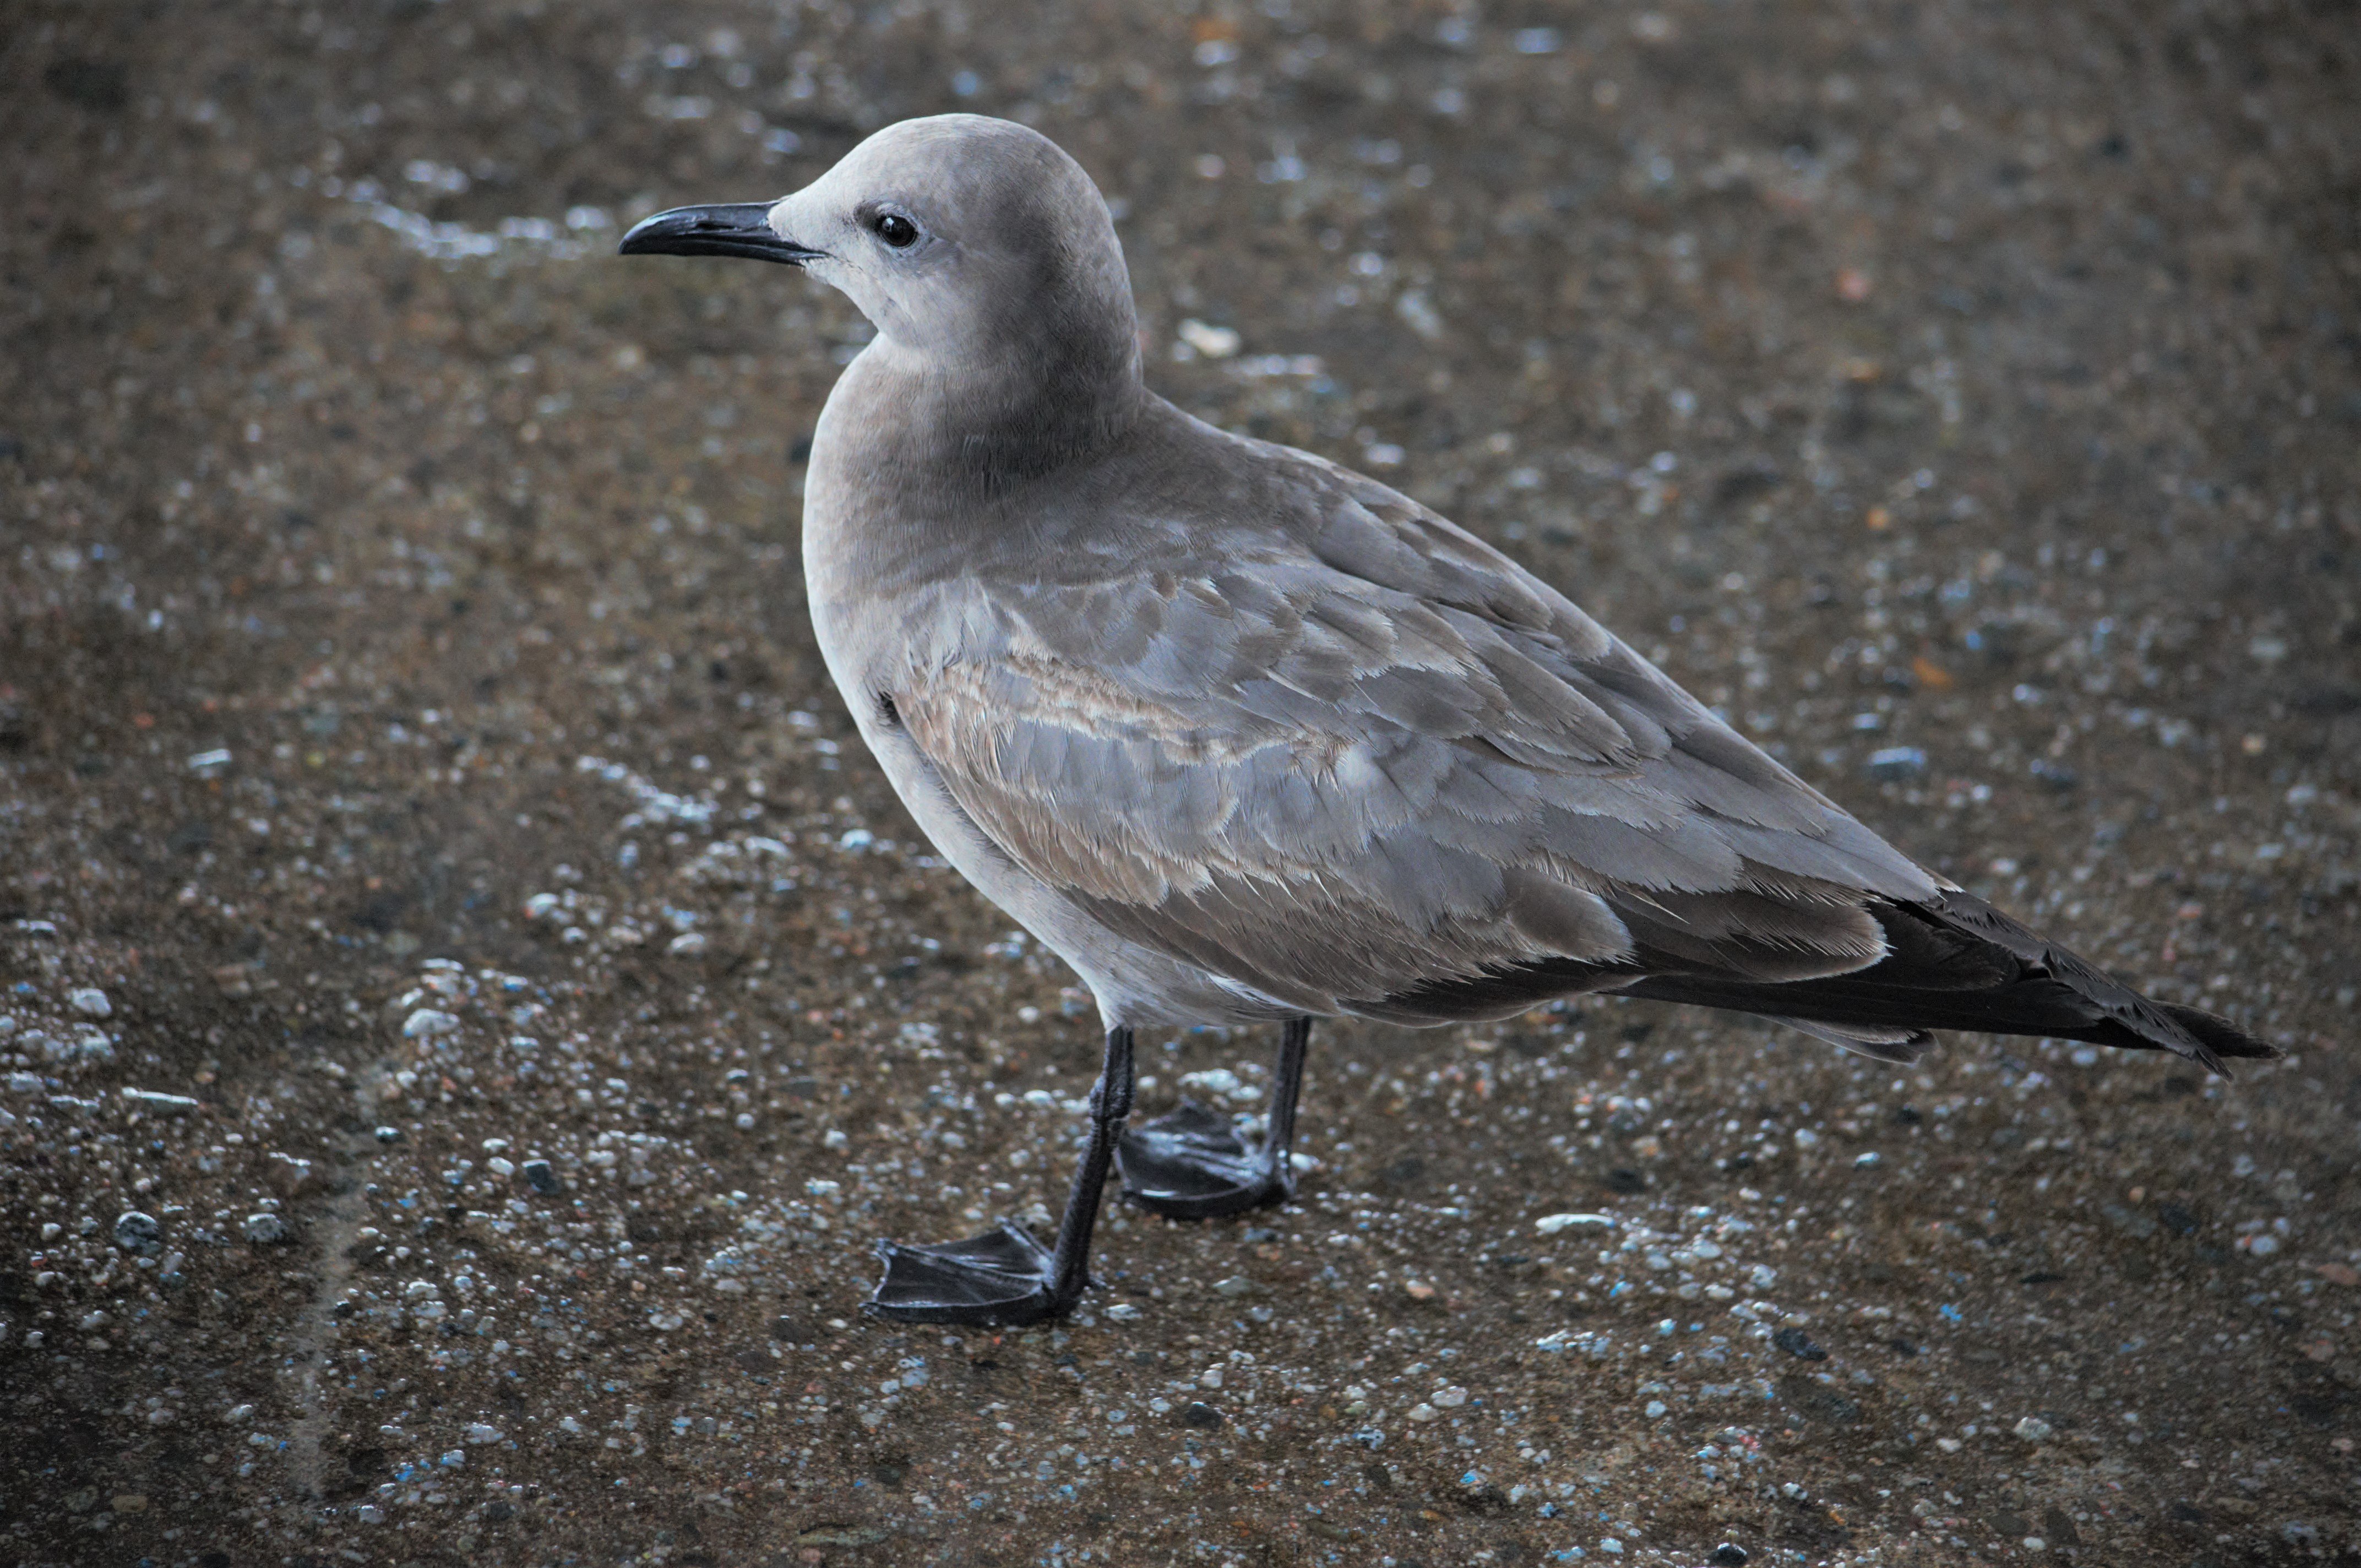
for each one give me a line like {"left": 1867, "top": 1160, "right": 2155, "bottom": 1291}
{"left": 803, "top": 115, "right": 1084, "bottom": 217}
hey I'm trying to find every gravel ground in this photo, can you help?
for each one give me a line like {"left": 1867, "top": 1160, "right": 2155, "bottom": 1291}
{"left": 4, "top": 2, "right": 2357, "bottom": 1565}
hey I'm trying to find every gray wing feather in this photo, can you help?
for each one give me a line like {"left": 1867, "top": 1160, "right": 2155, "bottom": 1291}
{"left": 893, "top": 445, "right": 1938, "bottom": 1016}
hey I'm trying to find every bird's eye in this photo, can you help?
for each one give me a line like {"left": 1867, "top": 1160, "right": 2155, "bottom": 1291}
{"left": 873, "top": 213, "right": 918, "bottom": 248}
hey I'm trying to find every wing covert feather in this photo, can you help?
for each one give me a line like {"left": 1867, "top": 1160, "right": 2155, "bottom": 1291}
{"left": 890, "top": 449, "right": 1938, "bottom": 1015}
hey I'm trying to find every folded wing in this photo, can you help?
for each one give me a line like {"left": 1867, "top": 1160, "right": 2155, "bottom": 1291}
{"left": 893, "top": 449, "right": 2269, "bottom": 1071}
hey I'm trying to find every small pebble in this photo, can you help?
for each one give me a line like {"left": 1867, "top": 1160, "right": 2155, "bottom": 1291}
{"left": 112, "top": 1211, "right": 161, "bottom": 1253}
{"left": 1539, "top": 1209, "right": 1614, "bottom": 1237}
{"left": 2014, "top": 1415, "right": 2054, "bottom": 1441}
{"left": 1713, "top": 1546, "right": 1750, "bottom": 1566}
{"left": 1176, "top": 318, "right": 1241, "bottom": 358}
{"left": 522, "top": 1158, "right": 564, "bottom": 1194}
{"left": 119, "top": 1087, "right": 200, "bottom": 1115}
{"left": 67, "top": 988, "right": 111, "bottom": 1017}
{"left": 1772, "top": 1326, "right": 1827, "bottom": 1361}
{"left": 1180, "top": 1402, "right": 1223, "bottom": 1428}
{"left": 1866, "top": 746, "right": 1927, "bottom": 781}
{"left": 243, "top": 1212, "right": 290, "bottom": 1245}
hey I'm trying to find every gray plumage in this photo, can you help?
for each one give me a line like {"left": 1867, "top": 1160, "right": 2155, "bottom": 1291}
{"left": 640, "top": 113, "right": 2272, "bottom": 1075}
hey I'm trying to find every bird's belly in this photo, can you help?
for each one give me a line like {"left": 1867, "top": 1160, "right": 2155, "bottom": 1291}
{"left": 877, "top": 735, "right": 1297, "bottom": 1028}
{"left": 804, "top": 596, "right": 1292, "bottom": 1031}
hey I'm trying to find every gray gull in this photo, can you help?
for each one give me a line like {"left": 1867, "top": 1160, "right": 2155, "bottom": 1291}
{"left": 620, "top": 113, "right": 2272, "bottom": 1327}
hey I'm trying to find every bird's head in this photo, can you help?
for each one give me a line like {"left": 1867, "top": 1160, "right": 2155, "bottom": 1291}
{"left": 621, "top": 114, "right": 1137, "bottom": 386}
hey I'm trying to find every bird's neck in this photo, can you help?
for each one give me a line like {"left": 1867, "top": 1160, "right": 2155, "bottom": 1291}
{"left": 824, "top": 331, "right": 1147, "bottom": 503}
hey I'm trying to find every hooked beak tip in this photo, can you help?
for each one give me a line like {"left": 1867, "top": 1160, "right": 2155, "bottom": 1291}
{"left": 618, "top": 203, "right": 824, "bottom": 265}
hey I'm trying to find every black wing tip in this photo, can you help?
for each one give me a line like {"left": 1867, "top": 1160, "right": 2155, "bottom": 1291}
{"left": 1921, "top": 890, "right": 2280, "bottom": 1076}
{"left": 1354, "top": 891, "right": 2286, "bottom": 1080}
{"left": 2156, "top": 1001, "right": 2280, "bottom": 1078}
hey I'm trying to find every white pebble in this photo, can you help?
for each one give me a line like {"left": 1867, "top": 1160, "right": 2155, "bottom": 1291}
{"left": 119, "top": 1087, "right": 200, "bottom": 1115}
{"left": 1535, "top": 1212, "right": 1615, "bottom": 1235}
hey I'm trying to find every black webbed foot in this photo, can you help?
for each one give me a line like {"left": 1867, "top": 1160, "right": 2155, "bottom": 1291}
{"left": 1117, "top": 1099, "right": 1293, "bottom": 1219}
{"left": 868, "top": 1026, "right": 1138, "bottom": 1327}
{"left": 867, "top": 1222, "right": 1077, "bottom": 1327}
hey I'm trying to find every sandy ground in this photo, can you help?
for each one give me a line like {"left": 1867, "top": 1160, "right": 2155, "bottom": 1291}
{"left": 3, "top": 1, "right": 2358, "bottom": 1565}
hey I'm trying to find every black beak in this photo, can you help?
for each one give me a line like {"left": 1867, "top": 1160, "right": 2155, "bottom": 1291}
{"left": 618, "top": 203, "right": 825, "bottom": 265}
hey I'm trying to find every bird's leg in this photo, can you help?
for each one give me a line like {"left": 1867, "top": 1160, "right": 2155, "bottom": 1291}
{"left": 1118, "top": 1016, "right": 1310, "bottom": 1220}
{"left": 867, "top": 1025, "right": 1134, "bottom": 1326}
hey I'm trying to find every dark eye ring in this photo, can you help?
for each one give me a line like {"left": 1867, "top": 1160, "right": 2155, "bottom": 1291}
{"left": 874, "top": 213, "right": 918, "bottom": 248}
